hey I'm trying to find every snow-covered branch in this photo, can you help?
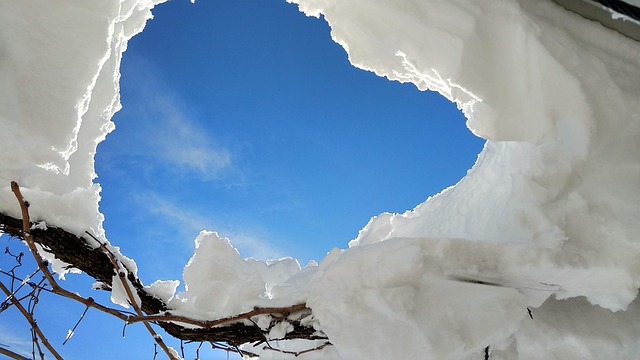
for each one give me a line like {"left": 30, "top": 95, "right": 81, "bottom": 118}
{"left": 0, "top": 183, "right": 327, "bottom": 358}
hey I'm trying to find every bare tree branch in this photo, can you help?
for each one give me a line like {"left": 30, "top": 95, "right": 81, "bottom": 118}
{"left": 124, "top": 303, "right": 309, "bottom": 328}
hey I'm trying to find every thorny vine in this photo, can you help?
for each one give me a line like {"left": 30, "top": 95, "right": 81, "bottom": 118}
{"left": 0, "top": 181, "right": 330, "bottom": 359}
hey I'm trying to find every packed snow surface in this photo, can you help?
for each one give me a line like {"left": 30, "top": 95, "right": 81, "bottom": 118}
{"left": 2, "top": 0, "right": 640, "bottom": 359}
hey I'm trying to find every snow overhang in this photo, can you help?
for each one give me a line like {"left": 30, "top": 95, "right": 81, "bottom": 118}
{"left": 551, "top": 0, "right": 640, "bottom": 41}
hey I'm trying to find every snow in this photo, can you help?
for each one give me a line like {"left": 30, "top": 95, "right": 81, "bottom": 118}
{"left": 35, "top": 243, "right": 82, "bottom": 280}
{"left": 65, "top": 329, "right": 74, "bottom": 343}
{"left": 145, "top": 279, "right": 180, "bottom": 303}
{"left": 2, "top": 0, "right": 640, "bottom": 359}
{"left": 169, "top": 231, "right": 303, "bottom": 318}
{"left": 110, "top": 271, "right": 143, "bottom": 309}
{"left": 268, "top": 321, "right": 294, "bottom": 340}
{"left": 0, "top": 0, "right": 166, "bottom": 272}
{"left": 166, "top": 346, "right": 183, "bottom": 360}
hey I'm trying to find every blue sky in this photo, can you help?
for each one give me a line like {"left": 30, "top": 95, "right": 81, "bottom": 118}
{"left": 1, "top": 0, "right": 483, "bottom": 359}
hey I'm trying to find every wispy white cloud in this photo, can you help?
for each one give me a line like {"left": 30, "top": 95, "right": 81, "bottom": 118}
{"left": 225, "top": 232, "right": 287, "bottom": 261}
{"left": 116, "top": 56, "right": 233, "bottom": 181}
{"left": 138, "top": 192, "right": 284, "bottom": 260}
{"left": 0, "top": 324, "right": 32, "bottom": 358}
{"left": 146, "top": 96, "right": 232, "bottom": 180}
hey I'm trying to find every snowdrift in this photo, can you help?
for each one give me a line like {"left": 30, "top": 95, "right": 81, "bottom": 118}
{"left": 2, "top": 0, "right": 640, "bottom": 359}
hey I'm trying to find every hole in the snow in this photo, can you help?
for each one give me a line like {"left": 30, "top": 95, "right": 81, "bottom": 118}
{"left": 95, "top": 0, "right": 484, "bottom": 278}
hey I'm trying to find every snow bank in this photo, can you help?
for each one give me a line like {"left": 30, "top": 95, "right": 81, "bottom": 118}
{"left": 2, "top": 0, "right": 640, "bottom": 359}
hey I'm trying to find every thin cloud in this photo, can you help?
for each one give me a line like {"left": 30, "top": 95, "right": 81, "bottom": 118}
{"left": 138, "top": 192, "right": 284, "bottom": 260}
{"left": 0, "top": 325, "right": 32, "bottom": 358}
{"left": 147, "top": 96, "right": 232, "bottom": 180}
{"left": 117, "top": 55, "right": 233, "bottom": 181}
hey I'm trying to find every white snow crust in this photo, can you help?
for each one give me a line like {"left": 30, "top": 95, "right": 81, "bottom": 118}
{"left": 2, "top": 0, "right": 640, "bottom": 359}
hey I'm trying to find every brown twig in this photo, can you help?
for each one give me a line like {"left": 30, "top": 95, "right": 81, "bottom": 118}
{"left": 0, "top": 276, "right": 48, "bottom": 313}
{"left": 262, "top": 341, "right": 332, "bottom": 356}
{"left": 125, "top": 303, "right": 310, "bottom": 328}
{"left": 209, "top": 342, "right": 258, "bottom": 358}
{"left": 8, "top": 182, "right": 65, "bottom": 360}
{"left": 3, "top": 247, "right": 24, "bottom": 292}
{"left": 62, "top": 300, "right": 93, "bottom": 345}
{"left": 0, "top": 281, "right": 62, "bottom": 360}
{"left": 0, "top": 267, "right": 47, "bottom": 301}
{"left": 9, "top": 182, "right": 56, "bottom": 288}
{"left": 100, "top": 243, "right": 179, "bottom": 360}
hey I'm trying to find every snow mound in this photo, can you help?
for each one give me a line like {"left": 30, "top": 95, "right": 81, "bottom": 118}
{"left": 169, "top": 231, "right": 303, "bottom": 318}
